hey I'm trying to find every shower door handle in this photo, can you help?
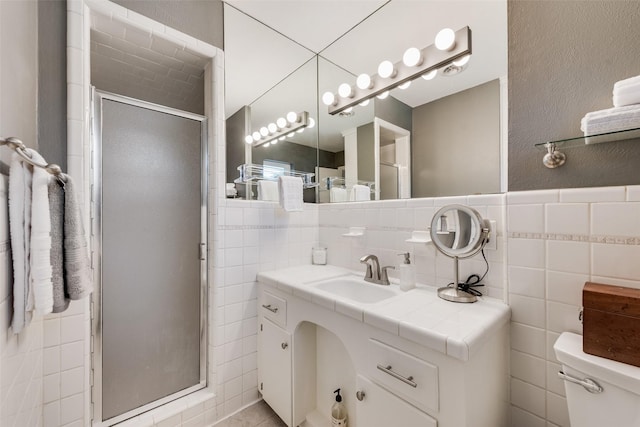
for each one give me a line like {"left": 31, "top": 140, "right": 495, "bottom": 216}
{"left": 199, "top": 243, "right": 206, "bottom": 260}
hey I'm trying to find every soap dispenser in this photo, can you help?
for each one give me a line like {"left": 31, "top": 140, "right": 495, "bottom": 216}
{"left": 398, "top": 252, "right": 415, "bottom": 291}
{"left": 331, "top": 388, "right": 347, "bottom": 427}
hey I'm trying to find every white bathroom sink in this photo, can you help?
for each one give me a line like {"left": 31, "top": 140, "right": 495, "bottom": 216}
{"left": 309, "top": 276, "right": 399, "bottom": 304}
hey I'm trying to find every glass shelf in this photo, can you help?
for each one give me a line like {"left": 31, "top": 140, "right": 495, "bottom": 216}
{"left": 535, "top": 127, "right": 640, "bottom": 150}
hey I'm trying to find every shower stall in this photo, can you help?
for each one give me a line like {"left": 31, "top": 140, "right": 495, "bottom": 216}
{"left": 90, "top": 90, "right": 208, "bottom": 425}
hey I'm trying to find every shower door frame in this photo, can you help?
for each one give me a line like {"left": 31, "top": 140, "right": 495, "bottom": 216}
{"left": 90, "top": 89, "right": 208, "bottom": 426}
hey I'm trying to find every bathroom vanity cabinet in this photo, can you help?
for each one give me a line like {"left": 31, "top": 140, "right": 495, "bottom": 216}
{"left": 257, "top": 265, "right": 510, "bottom": 427}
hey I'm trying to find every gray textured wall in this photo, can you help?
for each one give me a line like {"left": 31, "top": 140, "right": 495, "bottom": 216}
{"left": 412, "top": 79, "right": 501, "bottom": 197}
{"left": 225, "top": 106, "right": 249, "bottom": 183}
{"left": 508, "top": 0, "right": 640, "bottom": 191}
{"left": 357, "top": 123, "right": 375, "bottom": 182}
{"left": 375, "top": 95, "right": 413, "bottom": 134}
{"left": 38, "top": 0, "right": 67, "bottom": 169}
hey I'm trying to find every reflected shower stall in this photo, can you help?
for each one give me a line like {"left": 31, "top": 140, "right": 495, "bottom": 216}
{"left": 91, "top": 90, "right": 208, "bottom": 425}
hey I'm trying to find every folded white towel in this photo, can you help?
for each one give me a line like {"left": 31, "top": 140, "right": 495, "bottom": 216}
{"left": 28, "top": 149, "right": 53, "bottom": 316}
{"left": 581, "top": 105, "right": 640, "bottom": 135}
{"left": 352, "top": 184, "right": 371, "bottom": 201}
{"left": 330, "top": 187, "right": 348, "bottom": 203}
{"left": 278, "top": 175, "right": 303, "bottom": 212}
{"left": 257, "top": 180, "right": 279, "bottom": 201}
{"left": 614, "top": 75, "right": 640, "bottom": 91}
{"left": 613, "top": 90, "right": 640, "bottom": 108}
{"left": 9, "top": 152, "right": 33, "bottom": 334}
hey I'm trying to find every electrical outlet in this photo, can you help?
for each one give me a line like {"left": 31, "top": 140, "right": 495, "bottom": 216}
{"left": 485, "top": 220, "right": 498, "bottom": 250}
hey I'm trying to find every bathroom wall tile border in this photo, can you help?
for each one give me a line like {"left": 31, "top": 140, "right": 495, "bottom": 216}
{"left": 509, "top": 231, "right": 640, "bottom": 245}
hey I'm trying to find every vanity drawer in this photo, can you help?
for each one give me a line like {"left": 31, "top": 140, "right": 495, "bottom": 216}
{"left": 367, "top": 338, "right": 439, "bottom": 413}
{"left": 260, "top": 291, "right": 287, "bottom": 327}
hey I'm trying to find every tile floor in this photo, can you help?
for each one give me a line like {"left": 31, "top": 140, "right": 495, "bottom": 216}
{"left": 214, "top": 400, "right": 286, "bottom": 427}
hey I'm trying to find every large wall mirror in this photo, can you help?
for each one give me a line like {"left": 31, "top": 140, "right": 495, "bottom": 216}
{"left": 224, "top": 0, "right": 507, "bottom": 202}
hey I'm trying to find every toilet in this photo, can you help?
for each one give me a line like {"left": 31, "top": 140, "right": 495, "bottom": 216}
{"left": 554, "top": 332, "right": 640, "bottom": 427}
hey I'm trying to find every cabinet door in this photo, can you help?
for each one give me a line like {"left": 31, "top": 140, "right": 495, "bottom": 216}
{"left": 356, "top": 375, "right": 437, "bottom": 427}
{"left": 258, "top": 318, "right": 292, "bottom": 426}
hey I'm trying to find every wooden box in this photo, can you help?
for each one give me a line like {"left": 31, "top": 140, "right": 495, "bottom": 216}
{"left": 583, "top": 282, "right": 640, "bottom": 367}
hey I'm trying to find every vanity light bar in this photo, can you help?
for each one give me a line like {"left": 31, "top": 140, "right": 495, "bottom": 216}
{"left": 249, "top": 111, "right": 310, "bottom": 148}
{"left": 326, "top": 27, "right": 472, "bottom": 115}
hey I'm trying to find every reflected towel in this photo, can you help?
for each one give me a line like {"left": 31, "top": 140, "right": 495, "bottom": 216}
{"left": 62, "top": 175, "right": 93, "bottom": 300}
{"left": 613, "top": 89, "right": 640, "bottom": 108}
{"left": 257, "top": 180, "right": 279, "bottom": 201}
{"left": 29, "top": 149, "right": 53, "bottom": 315}
{"left": 49, "top": 178, "right": 69, "bottom": 313}
{"left": 352, "top": 184, "right": 371, "bottom": 201}
{"left": 398, "top": 166, "right": 410, "bottom": 199}
{"left": 330, "top": 187, "right": 348, "bottom": 203}
{"left": 278, "top": 175, "right": 303, "bottom": 212}
{"left": 9, "top": 153, "right": 33, "bottom": 334}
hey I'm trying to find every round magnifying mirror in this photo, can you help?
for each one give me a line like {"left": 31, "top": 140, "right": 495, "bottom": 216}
{"left": 430, "top": 204, "right": 491, "bottom": 303}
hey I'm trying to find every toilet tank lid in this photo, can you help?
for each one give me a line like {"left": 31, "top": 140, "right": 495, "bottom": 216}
{"left": 554, "top": 332, "right": 640, "bottom": 395}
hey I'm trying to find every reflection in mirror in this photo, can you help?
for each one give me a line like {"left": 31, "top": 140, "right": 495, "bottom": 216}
{"left": 430, "top": 204, "right": 491, "bottom": 303}
{"left": 224, "top": 0, "right": 507, "bottom": 202}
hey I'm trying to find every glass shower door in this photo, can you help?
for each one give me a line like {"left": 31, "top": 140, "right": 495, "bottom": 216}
{"left": 92, "top": 91, "right": 207, "bottom": 425}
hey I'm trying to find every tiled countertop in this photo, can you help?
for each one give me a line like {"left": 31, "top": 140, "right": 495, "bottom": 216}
{"left": 257, "top": 265, "right": 511, "bottom": 362}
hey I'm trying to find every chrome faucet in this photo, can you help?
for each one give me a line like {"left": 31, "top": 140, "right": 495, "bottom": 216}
{"left": 360, "top": 254, "right": 394, "bottom": 285}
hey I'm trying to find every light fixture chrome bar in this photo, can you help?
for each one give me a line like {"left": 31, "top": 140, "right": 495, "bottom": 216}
{"left": 328, "top": 27, "right": 472, "bottom": 115}
{"left": 253, "top": 111, "right": 310, "bottom": 147}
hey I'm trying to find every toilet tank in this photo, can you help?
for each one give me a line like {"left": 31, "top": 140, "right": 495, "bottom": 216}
{"left": 554, "top": 332, "right": 640, "bottom": 427}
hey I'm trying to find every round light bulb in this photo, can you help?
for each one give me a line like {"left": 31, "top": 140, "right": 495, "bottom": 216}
{"left": 359, "top": 99, "right": 370, "bottom": 107}
{"left": 338, "top": 83, "right": 354, "bottom": 98}
{"left": 276, "top": 117, "right": 287, "bottom": 128}
{"left": 308, "top": 117, "right": 315, "bottom": 128}
{"left": 421, "top": 69, "right": 437, "bottom": 80}
{"left": 271, "top": 139, "right": 278, "bottom": 145}
{"left": 260, "top": 127, "right": 269, "bottom": 137}
{"left": 286, "top": 111, "right": 298, "bottom": 123}
{"left": 322, "top": 91, "right": 336, "bottom": 106}
{"left": 402, "top": 47, "right": 423, "bottom": 67}
{"left": 244, "top": 135, "right": 253, "bottom": 144}
{"left": 287, "top": 132, "right": 295, "bottom": 138}
{"left": 264, "top": 142, "right": 270, "bottom": 148}
{"left": 376, "top": 91, "right": 390, "bottom": 99}
{"left": 453, "top": 54, "right": 470, "bottom": 67}
{"left": 268, "top": 123, "right": 278, "bottom": 134}
{"left": 398, "top": 81, "right": 411, "bottom": 90}
{"left": 435, "top": 28, "right": 456, "bottom": 51}
{"left": 356, "top": 73, "right": 372, "bottom": 90}
{"left": 252, "top": 131, "right": 261, "bottom": 142}
{"left": 378, "top": 60, "right": 396, "bottom": 78}
{"left": 279, "top": 136, "right": 286, "bottom": 141}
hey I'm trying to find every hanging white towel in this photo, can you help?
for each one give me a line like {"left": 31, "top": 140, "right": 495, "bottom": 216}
{"left": 352, "top": 184, "right": 371, "bottom": 201}
{"left": 398, "top": 166, "right": 410, "bottom": 199}
{"left": 9, "top": 152, "right": 33, "bottom": 334}
{"left": 28, "top": 149, "right": 54, "bottom": 315}
{"left": 257, "top": 180, "right": 279, "bottom": 201}
{"left": 330, "top": 187, "right": 348, "bottom": 203}
{"left": 278, "top": 175, "right": 303, "bottom": 212}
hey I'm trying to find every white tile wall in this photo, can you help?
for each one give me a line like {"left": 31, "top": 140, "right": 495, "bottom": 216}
{"left": 507, "top": 186, "right": 640, "bottom": 427}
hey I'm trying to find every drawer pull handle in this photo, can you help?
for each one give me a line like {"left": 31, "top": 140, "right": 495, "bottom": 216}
{"left": 377, "top": 364, "right": 417, "bottom": 388}
{"left": 262, "top": 304, "right": 279, "bottom": 313}
{"left": 558, "top": 370, "right": 603, "bottom": 394}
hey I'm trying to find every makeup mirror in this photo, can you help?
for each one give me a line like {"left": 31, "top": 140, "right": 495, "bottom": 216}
{"left": 430, "top": 204, "right": 491, "bottom": 303}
